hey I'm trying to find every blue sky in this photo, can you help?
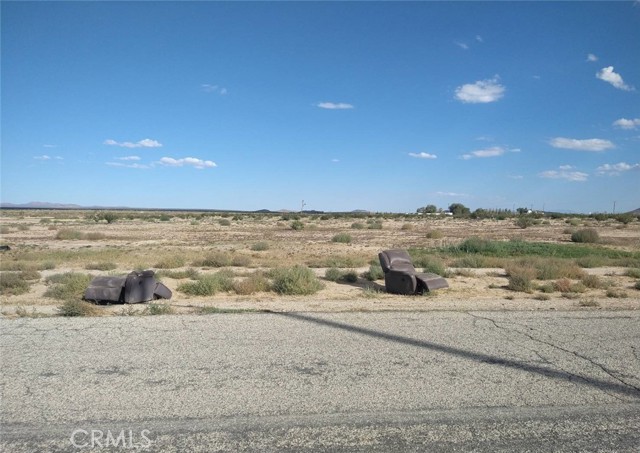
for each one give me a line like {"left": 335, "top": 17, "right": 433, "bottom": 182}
{"left": 1, "top": 1, "right": 639, "bottom": 213}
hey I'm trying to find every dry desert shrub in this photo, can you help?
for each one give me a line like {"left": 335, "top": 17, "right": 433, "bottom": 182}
{"left": 57, "top": 299, "right": 101, "bottom": 317}
{"left": 269, "top": 266, "right": 324, "bottom": 295}
{"left": 505, "top": 265, "right": 537, "bottom": 292}
{"left": 232, "top": 272, "right": 270, "bottom": 295}
{"left": 0, "top": 272, "right": 31, "bottom": 296}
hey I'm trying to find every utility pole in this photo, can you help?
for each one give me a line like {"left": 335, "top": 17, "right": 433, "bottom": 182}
{"left": 301, "top": 200, "right": 306, "bottom": 213}
{"left": 613, "top": 201, "right": 616, "bottom": 214}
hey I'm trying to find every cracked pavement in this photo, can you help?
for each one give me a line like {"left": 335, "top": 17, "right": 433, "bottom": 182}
{"left": 1, "top": 310, "right": 639, "bottom": 451}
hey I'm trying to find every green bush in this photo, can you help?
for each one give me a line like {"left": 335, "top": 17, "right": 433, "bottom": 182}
{"left": 426, "top": 230, "right": 444, "bottom": 239}
{"left": 325, "top": 267, "right": 344, "bottom": 282}
{"left": 45, "top": 273, "right": 93, "bottom": 300}
{"left": 218, "top": 219, "right": 231, "bottom": 226}
{"left": 178, "top": 271, "right": 235, "bottom": 296}
{"left": 332, "top": 233, "right": 352, "bottom": 244}
{"left": 232, "top": 272, "right": 269, "bottom": 295}
{"left": 195, "top": 252, "right": 231, "bottom": 268}
{"left": 515, "top": 216, "right": 535, "bottom": 229}
{"left": 581, "top": 274, "right": 604, "bottom": 289}
{"left": 505, "top": 265, "right": 536, "bottom": 292}
{"left": 290, "top": 220, "right": 304, "bottom": 230}
{"left": 363, "top": 263, "right": 384, "bottom": 281}
{"left": 156, "top": 268, "right": 200, "bottom": 279}
{"left": 351, "top": 222, "right": 365, "bottom": 229}
{"left": 250, "top": 241, "right": 270, "bottom": 251}
{"left": 571, "top": 229, "right": 599, "bottom": 243}
{"left": 57, "top": 299, "right": 100, "bottom": 317}
{"left": 231, "top": 255, "right": 252, "bottom": 267}
{"left": 154, "top": 255, "right": 186, "bottom": 269}
{"left": 625, "top": 268, "right": 640, "bottom": 279}
{"left": 270, "top": 266, "right": 324, "bottom": 295}
{"left": 0, "top": 272, "right": 31, "bottom": 296}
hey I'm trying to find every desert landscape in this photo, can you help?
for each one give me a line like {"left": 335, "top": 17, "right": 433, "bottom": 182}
{"left": 1, "top": 209, "right": 639, "bottom": 317}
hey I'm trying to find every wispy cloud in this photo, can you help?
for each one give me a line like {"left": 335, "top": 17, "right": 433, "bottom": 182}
{"left": 613, "top": 118, "right": 640, "bottom": 130}
{"left": 158, "top": 157, "right": 217, "bottom": 169}
{"left": 461, "top": 146, "right": 519, "bottom": 160}
{"left": 596, "top": 66, "right": 634, "bottom": 91}
{"left": 201, "top": 84, "right": 228, "bottom": 95}
{"left": 408, "top": 152, "right": 437, "bottom": 159}
{"left": 104, "top": 138, "right": 162, "bottom": 148}
{"left": 454, "top": 76, "right": 505, "bottom": 103}
{"left": 106, "top": 162, "right": 149, "bottom": 169}
{"left": 316, "top": 102, "right": 354, "bottom": 110}
{"left": 436, "top": 191, "right": 468, "bottom": 197}
{"left": 475, "top": 35, "right": 483, "bottom": 43}
{"left": 33, "top": 155, "right": 63, "bottom": 161}
{"left": 455, "top": 41, "right": 469, "bottom": 50}
{"left": 549, "top": 137, "right": 615, "bottom": 152}
{"left": 539, "top": 167, "right": 588, "bottom": 182}
{"left": 43, "top": 144, "right": 57, "bottom": 148}
{"left": 116, "top": 156, "right": 141, "bottom": 161}
{"left": 586, "top": 53, "right": 598, "bottom": 62}
{"left": 596, "top": 162, "right": 640, "bottom": 176}
{"left": 508, "top": 175, "right": 524, "bottom": 180}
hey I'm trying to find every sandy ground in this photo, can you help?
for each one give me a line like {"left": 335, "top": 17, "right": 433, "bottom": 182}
{"left": 1, "top": 210, "right": 639, "bottom": 316}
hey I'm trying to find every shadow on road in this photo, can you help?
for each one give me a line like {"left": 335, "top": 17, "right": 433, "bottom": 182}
{"left": 278, "top": 312, "right": 640, "bottom": 399}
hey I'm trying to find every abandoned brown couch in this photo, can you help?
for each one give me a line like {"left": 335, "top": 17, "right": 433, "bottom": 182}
{"left": 378, "top": 249, "right": 448, "bottom": 295}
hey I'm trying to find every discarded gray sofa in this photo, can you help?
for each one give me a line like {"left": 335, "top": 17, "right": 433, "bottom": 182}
{"left": 84, "top": 270, "right": 172, "bottom": 304}
{"left": 378, "top": 249, "right": 449, "bottom": 295}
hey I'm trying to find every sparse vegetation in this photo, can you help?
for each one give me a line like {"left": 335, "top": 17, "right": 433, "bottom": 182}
{"left": 363, "top": 263, "right": 384, "bottom": 281}
{"left": 57, "top": 299, "right": 100, "bottom": 317}
{"left": 178, "top": 270, "right": 235, "bottom": 296}
{"left": 250, "top": 241, "right": 269, "bottom": 251}
{"left": 332, "top": 233, "right": 352, "bottom": 244}
{"left": 154, "top": 255, "right": 186, "bottom": 269}
{"left": 85, "top": 262, "right": 117, "bottom": 271}
{"left": 269, "top": 266, "right": 324, "bottom": 295}
{"left": 505, "top": 265, "right": 536, "bottom": 292}
{"left": 0, "top": 272, "right": 31, "bottom": 296}
{"left": 571, "top": 228, "right": 599, "bottom": 244}
{"left": 290, "top": 220, "right": 304, "bottom": 230}
{"left": 143, "top": 303, "right": 174, "bottom": 315}
{"left": 44, "top": 273, "right": 93, "bottom": 300}
{"left": 194, "top": 252, "right": 231, "bottom": 268}
{"left": 426, "top": 230, "right": 444, "bottom": 239}
{"left": 232, "top": 272, "right": 269, "bottom": 295}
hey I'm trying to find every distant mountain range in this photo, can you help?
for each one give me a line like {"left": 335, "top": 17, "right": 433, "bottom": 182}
{"left": 1, "top": 201, "right": 638, "bottom": 215}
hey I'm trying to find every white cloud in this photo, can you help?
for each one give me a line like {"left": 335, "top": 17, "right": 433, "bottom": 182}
{"left": 454, "top": 76, "right": 505, "bottom": 103}
{"left": 586, "top": 53, "right": 598, "bottom": 62}
{"left": 461, "top": 146, "right": 518, "bottom": 160}
{"left": 455, "top": 41, "right": 469, "bottom": 50}
{"left": 331, "top": 158, "right": 340, "bottom": 163}
{"left": 508, "top": 175, "right": 524, "bottom": 180}
{"left": 408, "top": 152, "right": 437, "bottom": 159}
{"left": 539, "top": 168, "right": 588, "bottom": 182}
{"left": 549, "top": 137, "right": 615, "bottom": 152}
{"left": 116, "top": 156, "right": 141, "bottom": 161}
{"left": 596, "top": 162, "right": 640, "bottom": 176}
{"left": 202, "top": 84, "right": 228, "bottom": 95}
{"left": 558, "top": 165, "right": 574, "bottom": 170}
{"left": 106, "top": 162, "right": 149, "bottom": 169}
{"left": 475, "top": 35, "right": 483, "bottom": 43}
{"left": 104, "top": 138, "right": 162, "bottom": 148}
{"left": 158, "top": 157, "right": 217, "bottom": 169}
{"left": 34, "top": 155, "right": 51, "bottom": 160}
{"left": 316, "top": 102, "right": 354, "bottom": 110}
{"left": 436, "top": 191, "right": 468, "bottom": 197}
{"left": 43, "top": 144, "right": 57, "bottom": 148}
{"left": 596, "top": 66, "right": 634, "bottom": 91}
{"left": 613, "top": 118, "right": 640, "bottom": 130}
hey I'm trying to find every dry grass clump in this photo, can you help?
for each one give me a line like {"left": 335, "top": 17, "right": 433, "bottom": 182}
{"left": 581, "top": 274, "right": 604, "bottom": 289}
{"left": 0, "top": 272, "right": 31, "bottom": 296}
{"left": 250, "top": 241, "right": 270, "bottom": 251}
{"left": 606, "top": 288, "right": 628, "bottom": 298}
{"left": 57, "top": 299, "right": 101, "bottom": 317}
{"left": 44, "top": 273, "right": 93, "bottom": 300}
{"left": 325, "top": 267, "right": 359, "bottom": 283}
{"left": 571, "top": 228, "right": 599, "bottom": 243}
{"left": 85, "top": 262, "right": 117, "bottom": 271}
{"left": 553, "top": 278, "right": 586, "bottom": 294}
{"left": 426, "top": 230, "right": 444, "bottom": 239}
{"left": 363, "top": 263, "right": 384, "bottom": 281}
{"left": 55, "top": 229, "right": 106, "bottom": 240}
{"left": 269, "top": 266, "right": 324, "bottom": 295}
{"left": 231, "top": 255, "right": 252, "bottom": 267}
{"left": 194, "top": 252, "right": 231, "bottom": 268}
{"left": 177, "top": 270, "right": 235, "bottom": 296}
{"left": 156, "top": 268, "right": 200, "bottom": 280}
{"left": 232, "top": 272, "right": 270, "bottom": 295}
{"left": 154, "top": 255, "right": 186, "bottom": 269}
{"left": 505, "top": 265, "right": 536, "bottom": 292}
{"left": 307, "top": 255, "right": 367, "bottom": 268}
{"left": 332, "top": 233, "right": 352, "bottom": 244}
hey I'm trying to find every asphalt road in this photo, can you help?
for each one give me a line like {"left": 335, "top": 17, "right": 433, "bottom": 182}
{"left": 1, "top": 310, "right": 639, "bottom": 452}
